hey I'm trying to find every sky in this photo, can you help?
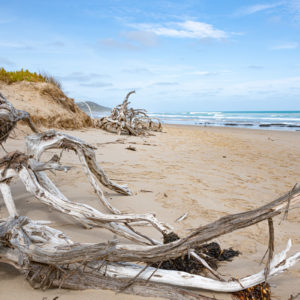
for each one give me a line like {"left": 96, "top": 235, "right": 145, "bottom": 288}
{"left": 0, "top": 0, "right": 300, "bottom": 112}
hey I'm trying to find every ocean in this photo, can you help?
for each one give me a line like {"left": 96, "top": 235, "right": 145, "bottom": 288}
{"left": 94, "top": 111, "right": 300, "bottom": 131}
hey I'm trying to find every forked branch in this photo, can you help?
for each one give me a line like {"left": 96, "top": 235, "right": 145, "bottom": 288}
{"left": 26, "top": 130, "right": 131, "bottom": 214}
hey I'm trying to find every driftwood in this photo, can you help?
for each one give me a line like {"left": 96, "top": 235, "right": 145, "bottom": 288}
{"left": 0, "top": 151, "right": 173, "bottom": 244}
{"left": 0, "top": 217, "right": 215, "bottom": 300}
{"left": 2, "top": 156, "right": 299, "bottom": 263}
{"left": 0, "top": 96, "right": 299, "bottom": 299}
{"left": 0, "top": 186, "right": 299, "bottom": 296}
{"left": 26, "top": 130, "right": 132, "bottom": 214}
{"left": 97, "top": 91, "right": 162, "bottom": 136}
{"left": 0, "top": 151, "right": 299, "bottom": 297}
{"left": 0, "top": 92, "right": 38, "bottom": 144}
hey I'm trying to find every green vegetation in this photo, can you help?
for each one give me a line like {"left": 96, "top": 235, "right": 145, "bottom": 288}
{"left": 0, "top": 68, "right": 61, "bottom": 89}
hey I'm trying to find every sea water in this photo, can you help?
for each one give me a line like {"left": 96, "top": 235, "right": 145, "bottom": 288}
{"left": 148, "top": 111, "right": 300, "bottom": 131}
{"left": 93, "top": 111, "right": 300, "bottom": 131}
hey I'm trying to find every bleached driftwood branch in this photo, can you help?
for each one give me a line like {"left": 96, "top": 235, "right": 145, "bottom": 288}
{"left": 26, "top": 130, "right": 131, "bottom": 214}
{"left": 0, "top": 92, "right": 38, "bottom": 144}
{"left": 97, "top": 91, "right": 162, "bottom": 136}
{"left": 0, "top": 151, "right": 172, "bottom": 245}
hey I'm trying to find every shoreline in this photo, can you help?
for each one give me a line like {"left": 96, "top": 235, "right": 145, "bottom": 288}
{"left": 147, "top": 111, "right": 300, "bottom": 132}
{"left": 162, "top": 121, "right": 300, "bottom": 132}
{"left": 164, "top": 122, "right": 300, "bottom": 135}
{"left": 93, "top": 113, "right": 300, "bottom": 132}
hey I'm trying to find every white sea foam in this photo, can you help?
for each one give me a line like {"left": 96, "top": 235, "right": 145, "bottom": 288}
{"left": 148, "top": 111, "right": 300, "bottom": 131}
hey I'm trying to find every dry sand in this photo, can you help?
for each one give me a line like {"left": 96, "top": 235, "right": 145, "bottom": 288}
{"left": 0, "top": 124, "right": 300, "bottom": 300}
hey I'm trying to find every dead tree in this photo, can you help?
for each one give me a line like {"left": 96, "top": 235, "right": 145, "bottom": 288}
{"left": 97, "top": 91, "right": 162, "bottom": 136}
{"left": 0, "top": 92, "right": 38, "bottom": 144}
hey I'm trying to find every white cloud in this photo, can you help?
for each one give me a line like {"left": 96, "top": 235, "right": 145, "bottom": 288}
{"left": 122, "top": 67, "right": 152, "bottom": 74}
{"left": 123, "top": 31, "right": 158, "bottom": 47}
{"left": 271, "top": 42, "right": 298, "bottom": 50}
{"left": 187, "top": 71, "right": 218, "bottom": 76}
{"left": 80, "top": 82, "right": 113, "bottom": 88}
{"left": 58, "top": 72, "right": 107, "bottom": 82}
{"left": 47, "top": 41, "right": 65, "bottom": 48}
{"left": 99, "top": 38, "right": 139, "bottom": 50}
{"left": 99, "top": 30, "right": 158, "bottom": 51}
{"left": 130, "top": 20, "right": 227, "bottom": 39}
{"left": 236, "top": 2, "right": 283, "bottom": 16}
{"left": 151, "top": 81, "right": 178, "bottom": 86}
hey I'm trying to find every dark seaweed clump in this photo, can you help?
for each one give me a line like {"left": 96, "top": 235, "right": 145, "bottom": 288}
{"left": 198, "top": 242, "right": 240, "bottom": 261}
{"left": 152, "top": 232, "right": 240, "bottom": 274}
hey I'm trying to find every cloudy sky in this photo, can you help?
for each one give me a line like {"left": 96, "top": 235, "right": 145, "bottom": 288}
{"left": 0, "top": 0, "right": 300, "bottom": 111}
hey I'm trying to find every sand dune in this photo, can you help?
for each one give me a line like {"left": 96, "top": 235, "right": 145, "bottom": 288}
{"left": 0, "top": 81, "right": 92, "bottom": 129}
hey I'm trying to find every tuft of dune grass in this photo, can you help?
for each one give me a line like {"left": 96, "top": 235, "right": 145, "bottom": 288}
{"left": 0, "top": 68, "right": 62, "bottom": 89}
{"left": 41, "top": 72, "right": 62, "bottom": 89}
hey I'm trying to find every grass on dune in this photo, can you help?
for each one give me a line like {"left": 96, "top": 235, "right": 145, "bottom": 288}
{"left": 0, "top": 67, "right": 61, "bottom": 89}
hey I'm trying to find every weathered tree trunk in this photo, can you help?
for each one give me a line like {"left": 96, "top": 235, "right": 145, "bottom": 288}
{"left": 97, "top": 91, "right": 162, "bottom": 136}
{"left": 0, "top": 216, "right": 299, "bottom": 296}
{"left": 0, "top": 92, "right": 38, "bottom": 144}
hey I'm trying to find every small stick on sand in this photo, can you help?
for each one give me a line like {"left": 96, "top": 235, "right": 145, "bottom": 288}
{"left": 175, "top": 212, "right": 188, "bottom": 223}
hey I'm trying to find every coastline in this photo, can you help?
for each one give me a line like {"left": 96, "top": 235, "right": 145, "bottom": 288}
{"left": 94, "top": 110, "right": 300, "bottom": 132}
{"left": 160, "top": 121, "right": 300, "bottom": 131}
{"left": 0, "top": 124, "right": 299, "bottom": 299}
{"left": 148, "top": 111, "right": 300, "bottom": 131}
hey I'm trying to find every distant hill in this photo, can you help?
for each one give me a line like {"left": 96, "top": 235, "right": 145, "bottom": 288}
{"left": 76, "top": 101, "right": 111, "bottom": 114}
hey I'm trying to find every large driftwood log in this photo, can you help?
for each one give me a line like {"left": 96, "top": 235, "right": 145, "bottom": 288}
{"left": 0, "top": 92, "right": 38, "bottom": 144}
{"left": 97, "top": 91, "right": 162, "bottom": 136}
{"left": 0, "top": 216, "right": 299, "bottom": 296}
{"left": 0, "top": 218, "right": 212, "bottom": 300}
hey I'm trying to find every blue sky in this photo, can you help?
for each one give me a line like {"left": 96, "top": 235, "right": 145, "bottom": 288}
{"left": 0, "top": 0, "right": 299, "bottom": 112}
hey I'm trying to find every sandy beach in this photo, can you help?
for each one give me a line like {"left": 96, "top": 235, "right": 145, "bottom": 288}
{"left": 1, "top": 124, "right": 300, "bottom": 300}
